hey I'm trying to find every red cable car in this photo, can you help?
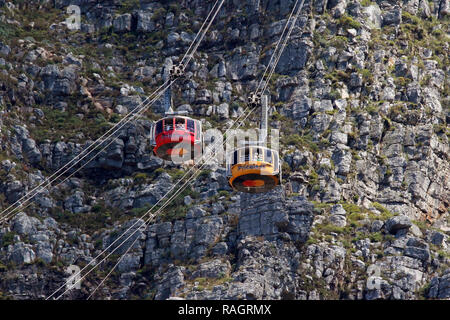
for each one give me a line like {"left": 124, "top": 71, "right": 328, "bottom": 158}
{"left": 150, "top": 116, "right": 203, "bottom": 163}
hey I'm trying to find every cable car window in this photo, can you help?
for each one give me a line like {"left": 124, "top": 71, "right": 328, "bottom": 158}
{"left": 165, "top": 118, "right": 174, "bottom": 131}
{"left": 252, "top": 148, "right": 262, "bottom": 162}
{"left": 266, "top": 149, "right": 272, "bottom": 163}
{"left": 155, "top": 120, "right": 163, "bottom": 135}
{"left": 175, "top": 118, "right": 185, "bottom": 130}
{"left": 195, "top": 121, "right": 200, "bottom": 138}
{"left": 257, "top": 148, "right": 263, "bottom": 161}
{"left": 187, "top": 119, "right": 195, "bottom": 133}
{"left": 274, "top": 151, "right": 279, "bottom": 171}
{"left": 244, "top": 148, "right": 250, "bottom": 162}
{"left": 240, "top": 149, "right": 244, "bottom": 162}
{"left": 233, "top": 150, "right": 238, "bottom": 165}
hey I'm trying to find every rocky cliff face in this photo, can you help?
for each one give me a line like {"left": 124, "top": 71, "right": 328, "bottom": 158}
{"left": 0, "top": 0, "right": 448, "bottom": 300}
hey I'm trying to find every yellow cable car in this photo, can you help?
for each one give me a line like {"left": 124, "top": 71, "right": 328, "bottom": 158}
{"left": 227, "top": 145, "right": 281, "bottom": 193}
{"left": 226, "top": 94, "right": 282, "bottom": 193}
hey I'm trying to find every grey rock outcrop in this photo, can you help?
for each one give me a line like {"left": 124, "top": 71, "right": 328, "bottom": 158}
{"left": 385, "top": 215, "right": 412, "bottom": 234}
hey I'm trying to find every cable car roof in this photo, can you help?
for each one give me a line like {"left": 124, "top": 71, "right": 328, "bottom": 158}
{"left": 157, "top": 115, "right": 199, "bottom": 121}
{"left": 229, "top": 146, "right": 279, "bottom": 153}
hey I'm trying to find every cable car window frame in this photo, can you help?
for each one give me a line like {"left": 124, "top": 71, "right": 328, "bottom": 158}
{"left": 164, "top": 118, "right": 174, "bottom": 132}
{"left": 238, "top": 148, "right": 244, "bottom": 163}
{"left": 258, "top": 148, "right": 263, "bottom": 162}
{"left": 155, "top": 120, "right": 163, "bottom": 136}
{"left": 244, "top": 147, "right": 250, "bottom": 162}
{"left": 187, "top": 119, "right": 195, "bottom": 134}
{"left": 266, "top": 148, "right": 272, "bottom": 164}
{"left": 252, "top": 147, "right": 262, "bottom": 162}
{"left": 175, "top": 118, "right": 186, "bottom": 130}
{"left": 273, "top": 151, "right": 279, "bottom": 173}
{"left": 195, "top": 121, "right": 200, "bottom": 141}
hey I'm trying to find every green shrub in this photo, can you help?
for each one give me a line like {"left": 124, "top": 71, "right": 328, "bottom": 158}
{"left": 311, "top": 201, "right": 331, "bottom": 212}
{"left": 308, "top": 169, "right": 319, "bottom": 185}
{"left": 402, "top": 11, "right": 422, "bottom": 26}
{"left": 1, "top": 232, "right": 15, "bottom": 247}
{"left": 281, "top": 162, "right": 291, "bottom": 175}
{"left": 305, "top": 237, "right": 319, "bottom": 246}
{"left": 359, "top": 68, "right": 374, "bottom": 84}
{"left": 218, "top": 190, "right": 230, "bottom": 198}
{"left": 331, "top": 36, "right": 349, "bottom": 49}
{"left": 133, "top": 172, "right": 148, "bottom": 183}
{"left": 315, "top": 223, "right": 346, "bottom": 234}
{"left": 91, "top": 204, "right": 103, "bottom": 213}
{"left": 152, "top": 8, "right": 167, "bottom": 21}
{"left": 372, "top": 202, "right": 395, "bottom": 220}
{"left": 366, "top": 104, "right": 379, "bottom": 115}
{"left": 198, "top": 169, "right": 212, "bottom": 179}
{"left": 30, "top": 107, "right": 111, "bottom": 144}
{"left": 153, "top": 168, "right": 165, "bottom": 176}
{"left": 281, "top": 134, "right": 319, "bottom": 152}
{"left": 369, "top": 232, "right": 383, "bottom": 243}
{"left": 340, "top": 202, "right": 362, "bottom": 215}
{"left": 416, "top": 282, "right": 431, "bottom": 299}
{"left": 0, "top": 22, "right": 17, "bottom": 40}
{"left": 328, "top": 90, "right": 341, "bottom": 100}
{"left": 360, "top": 0, "right": 375, "bottom": 6}
{"left": 110, "top": 114, "right": 121, "bottom": 123}
{"left": 348, "top": 212, "right": 364, "bottom": 223}
{"left": 118, "top": 0, "right": 140, "bottom": 13}
{"left": 338, "top": 15, "right": 361, "bottom": 29}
